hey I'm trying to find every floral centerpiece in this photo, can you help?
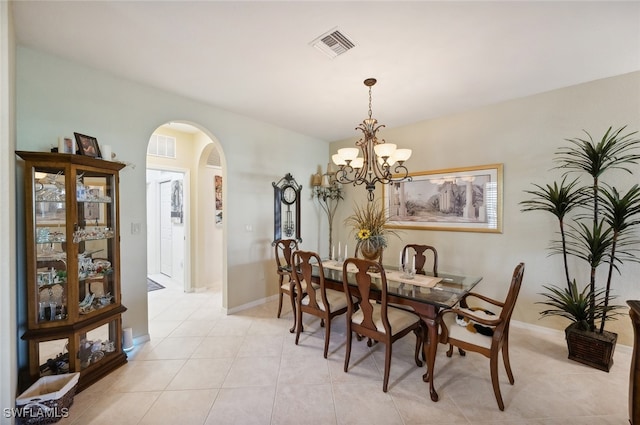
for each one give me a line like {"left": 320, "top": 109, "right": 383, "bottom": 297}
{"left": 345, "top": 200, "right": 399, "bottom": 262}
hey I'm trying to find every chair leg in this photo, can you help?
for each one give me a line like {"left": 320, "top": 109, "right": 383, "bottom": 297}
{"left": 413, "top": 328, "right": 423, "bottom": 367}
{"left": 344, "top": 327, "right": 352, "bottom": 373}
{"left": 446, "top": 344, "right": 453, "bottom": 357}
{"left": 502, "top": 341, "right": 515, "bottom": 385}
{"left": 382, "top": 343, "right": 392, "bottom": 392}
{"left": 294, "top": 304, "right": 303, "bottom": 346}
{"left": 323, "top": 317, "right": 330, "bottom": 359}
{"left": 277, "top": 290, "right": 283, "bottom": 318}
{"left": 416, "top": 324, "right": 427, "bottom": 362}
{"left": 288, "top": 291, "right": 297, "bottom": 333}
{"left": 490, "top": 355, "right": 505, "bottom": 411}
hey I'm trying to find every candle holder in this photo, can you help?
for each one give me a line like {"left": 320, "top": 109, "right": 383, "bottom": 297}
{"left": 312, "top": 164, "right": 344, "bottom": 259}
{"left": 401, "top": 264, "right": 416, "bottom": 279}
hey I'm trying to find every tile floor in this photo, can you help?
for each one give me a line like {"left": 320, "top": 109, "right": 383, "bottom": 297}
{"left": 57, "top": 275, "right": 632, "bottom": 424}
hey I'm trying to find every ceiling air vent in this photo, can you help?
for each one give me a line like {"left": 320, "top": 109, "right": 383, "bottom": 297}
{"left": 310, "top": 28, "right": 355, "bottom": 58}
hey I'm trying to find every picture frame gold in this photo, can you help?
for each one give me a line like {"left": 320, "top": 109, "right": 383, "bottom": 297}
{"left": 383, "top": 163, "right": 503, "bottom": 233}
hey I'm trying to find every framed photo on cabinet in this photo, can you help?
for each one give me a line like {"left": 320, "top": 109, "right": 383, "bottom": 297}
{"left": 74, "top": 133, "right": 102, "bottom": 158}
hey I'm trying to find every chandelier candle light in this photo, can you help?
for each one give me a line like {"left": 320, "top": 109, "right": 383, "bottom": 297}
{"left": 332, "top": 78, "right": 412, "bottom": 201}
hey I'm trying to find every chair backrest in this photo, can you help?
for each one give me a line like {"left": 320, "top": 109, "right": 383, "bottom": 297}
{"left": 498, "top": 262, "right": 525, "bottom": 330}
{"left": 291, "top": 250, "right": 324, "bottom": 309}
{"left": 342, "top": 257, "right": 391, "bottom": 334}
{"left": 274, "top": 238, "right": 298, "bottom": 272}
{"left": 402, "top": 244, "right": 438, "bottom": 276}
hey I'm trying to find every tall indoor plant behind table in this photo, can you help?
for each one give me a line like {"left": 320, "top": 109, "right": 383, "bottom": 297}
{"left": 521, "top": 126, "right": 640, "bottom": 371}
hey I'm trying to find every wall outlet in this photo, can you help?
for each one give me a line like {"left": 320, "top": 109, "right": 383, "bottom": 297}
{"left": 131, "top": 222, "right": 141, "bottom": 235}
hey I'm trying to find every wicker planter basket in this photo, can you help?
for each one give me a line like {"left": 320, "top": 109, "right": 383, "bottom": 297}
{"left": 15, "top": 372, "right": 79, "bottom": 425}
{"left": 565, "top": 323, "right": 617, "bottom": 372}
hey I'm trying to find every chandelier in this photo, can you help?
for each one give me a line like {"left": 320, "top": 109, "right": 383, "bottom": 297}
{"left": 332, "top": 78, "right": 412, "bottom": 201}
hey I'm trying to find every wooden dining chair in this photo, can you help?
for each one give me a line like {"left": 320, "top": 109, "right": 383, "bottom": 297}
{"left": 291, "top": 250, "right": 352, "bottom": 358}
{"left": 342, "top": 257, "right": 424, "bottom": 392}
{"left": 402, "top": 244, "right": 438, "bottom": 276}
{"left": 437, "top": 262, "right": 525, "bottom": 410}
{"left": 274, "top": 238, "right": 300, "bottom": 322}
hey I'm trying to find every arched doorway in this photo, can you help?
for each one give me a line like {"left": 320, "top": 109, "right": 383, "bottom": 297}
{"left": 145, "top": 122, "right": 224, "bottom": 293}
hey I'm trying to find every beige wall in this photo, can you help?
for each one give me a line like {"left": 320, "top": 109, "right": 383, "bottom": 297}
{"left": 331, "top": 71, "right": 640, "bottom": 346}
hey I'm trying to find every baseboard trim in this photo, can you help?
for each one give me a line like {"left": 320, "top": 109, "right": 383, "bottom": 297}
{"left": 224, "top": 294, "right": 279, "bottom": 315}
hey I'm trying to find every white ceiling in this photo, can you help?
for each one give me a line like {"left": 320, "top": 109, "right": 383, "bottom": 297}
{"left": 11, "top": 1, "right": 640, "bottom": 142}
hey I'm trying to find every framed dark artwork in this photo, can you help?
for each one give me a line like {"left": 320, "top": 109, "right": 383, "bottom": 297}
{"left": 214, "top": 175, "right": 222, "bottom": 225}
{"left": 383, "top": 164, "right": 503, "bottom": 233}
{"left": 74, "top": 132, "right": 102, "bottom": 158}
{"left": 171, "top": 179, "right": 184, "bottom": 224}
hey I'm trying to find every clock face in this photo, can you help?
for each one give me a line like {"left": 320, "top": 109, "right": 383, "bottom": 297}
{"left": 281, "top": 185, "right": 297, "bottom": 205}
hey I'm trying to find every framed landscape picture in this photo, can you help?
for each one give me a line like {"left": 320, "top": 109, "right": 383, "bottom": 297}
{"left": 383, "top": 164, "right": 503, "bottom": 233}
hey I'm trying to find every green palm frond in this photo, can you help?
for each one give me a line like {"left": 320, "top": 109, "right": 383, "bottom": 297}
{"left": 520, "top": 177, "right": 586, "bottom": 219}
{"left": 555, "top": 126, "right": 640, "bottom": 178}
{"left": 537, "top": 281, "right": 621, "bottom": 331}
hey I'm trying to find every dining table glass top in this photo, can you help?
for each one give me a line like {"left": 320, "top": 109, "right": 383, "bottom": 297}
{"left": 311, "top": 259, "right": 482, "bottom": 310}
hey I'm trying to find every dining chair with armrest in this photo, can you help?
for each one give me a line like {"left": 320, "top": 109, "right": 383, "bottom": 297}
{"left": 402, "top": 244, "right": 438, "bottom": 276}
{"left": 437, "top": 262, "right": 525, "bottom": 410}
{"left": 342, "top": 257, "right": 424, "bottom": 392}
{"left": 291, "top": 250, "right": 353, "bottom": 358}
{"left": 274, "top": 239, "right": 300, "bottom": 325}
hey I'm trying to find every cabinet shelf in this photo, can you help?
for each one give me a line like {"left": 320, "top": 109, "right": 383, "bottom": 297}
{"left": 17, "top": 151, "right": 127, "bottom": 391}
{"left": 73, "top": 234, "right": 115, "bottom": 243}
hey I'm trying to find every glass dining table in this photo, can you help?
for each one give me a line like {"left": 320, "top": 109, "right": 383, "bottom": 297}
{"left": 311, "top": 259, "right": 482, "bottom": 402}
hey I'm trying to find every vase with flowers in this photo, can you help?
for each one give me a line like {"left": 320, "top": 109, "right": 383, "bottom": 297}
{"left": 345, "top": 200, "right": 399, "bottom": 263}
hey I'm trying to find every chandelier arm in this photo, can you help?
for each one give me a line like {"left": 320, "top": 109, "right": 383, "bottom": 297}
{"left": 391, "top": 164, "right": 411, "bottom": 181}
{"left": 331, "top": 77, "right": 412, "bottom": 201}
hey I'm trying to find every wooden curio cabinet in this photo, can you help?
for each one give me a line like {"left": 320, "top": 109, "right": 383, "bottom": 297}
{"left": 17, "top": 151, "right": 128, "bottom": 391}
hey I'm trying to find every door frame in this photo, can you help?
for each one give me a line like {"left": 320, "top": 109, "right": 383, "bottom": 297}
{"left": 146, "top": 166, "right": 191, "bottom": 292}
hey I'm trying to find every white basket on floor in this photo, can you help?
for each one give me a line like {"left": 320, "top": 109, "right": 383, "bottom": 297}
{"left": 15, "top": 372, "right": 80, "bottom": 425}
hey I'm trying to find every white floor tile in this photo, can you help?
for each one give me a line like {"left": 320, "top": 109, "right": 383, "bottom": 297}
{"left": 60, "top": 284, "right": 633, "bottom": 425}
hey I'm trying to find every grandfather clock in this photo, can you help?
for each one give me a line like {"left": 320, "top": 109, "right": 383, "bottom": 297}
{"left": 272, "top": 173, "right": 302, "bottom": 245}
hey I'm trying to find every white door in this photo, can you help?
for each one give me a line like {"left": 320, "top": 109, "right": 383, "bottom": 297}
{"left": 159, "top": 180, "right": 173, "bottom": 276}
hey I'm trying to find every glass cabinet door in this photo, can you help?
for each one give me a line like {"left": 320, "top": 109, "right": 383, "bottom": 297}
{"left": 74, "top": 170, "right": 119, "bottom": 315}
{"left": 34, "top": 170, "right": 69, "bottom": 325}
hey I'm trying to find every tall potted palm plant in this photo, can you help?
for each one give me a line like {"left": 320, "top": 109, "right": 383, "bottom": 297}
{"left": 521, "top": 126, "right": 640, "bottom": 371}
